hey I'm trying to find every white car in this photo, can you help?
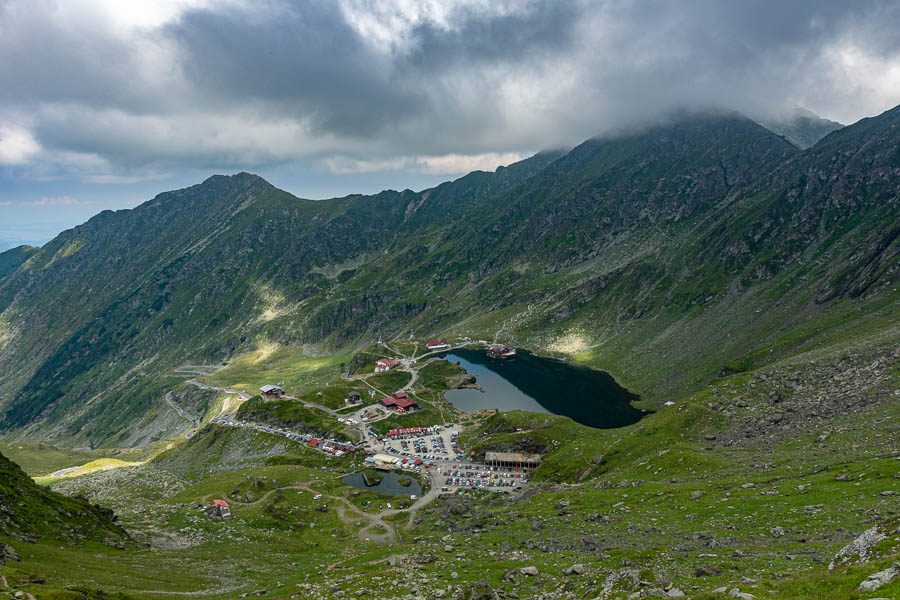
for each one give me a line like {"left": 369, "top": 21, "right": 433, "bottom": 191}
{"left": 410, "top": 494, "right": 417, "bottom": 500}
{"left": 313, "top": 494, "right": 323, "bottom": 500}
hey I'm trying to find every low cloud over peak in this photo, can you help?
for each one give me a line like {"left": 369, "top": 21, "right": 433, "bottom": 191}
{"left": 0, "top": 0, "right": 899, "bottom": 187}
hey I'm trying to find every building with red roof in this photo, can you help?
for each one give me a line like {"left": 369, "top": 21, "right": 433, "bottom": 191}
{"left": 379, "top": 393, "right": 420, "bottom": 411}
{"left": 374, "top": 358, "right": 401, "bottom": 373}
{"left": 209, "top": 499, "right": 231, "bottom": 518}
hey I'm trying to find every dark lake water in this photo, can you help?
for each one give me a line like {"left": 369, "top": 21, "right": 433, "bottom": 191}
{"left": 442, "top": 349, "right": 643, "bottom": 429}
{"left": 341, "top": 470, "right": 422, "bottom": 497}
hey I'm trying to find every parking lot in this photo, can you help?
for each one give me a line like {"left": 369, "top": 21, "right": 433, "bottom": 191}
{"left": 364, "top": 425, "right": 530, "bottom": 492}
{"left": 439, "top": 464, "right": 529, "bottom": 492}
{"left": 216, "top": 416, "right": 534, "bottom": 496}
{"left": 377, "top": 425, "right": 463, "bottom": 462}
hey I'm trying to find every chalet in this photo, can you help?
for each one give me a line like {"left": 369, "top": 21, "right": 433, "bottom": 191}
{"left": 374, "top": 358, "right": 401, "bottom": 373}
{"left": 346, "top": 391, "right": 362, "bottom": 406}
{"left": 307, "top": 438, "right": 321, "bottom": 448}
{"left": 208, "top": 499, "right": 231, "bottom": 518}
{"left": 426, "top": 338, "right": 450, "bottom": 351}
{"left": 260, "top": 384, "right": 285, "bottom": 400}
{"left": 487, "top": 345, "right": 517, "bottom": 359}
{"left": 379, "top": 392, "right": 420, "bottom": 412}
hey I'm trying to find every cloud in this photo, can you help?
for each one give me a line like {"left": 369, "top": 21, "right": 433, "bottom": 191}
{"left": 0, "top": 0, "right": 899, "bottom": 182}
{"left": 414, "top": 152, "right": 525, "bottom": 175}
{"left": 0, "top": 196, "right": 93, "bottom": 207}
{"left": 0, "top": 124, "right": 41, "bottom": 165}
{"left": 84, "top": 173, "right": 169, "bottom": 184}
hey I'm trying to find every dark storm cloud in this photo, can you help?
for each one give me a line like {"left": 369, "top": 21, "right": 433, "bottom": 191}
{"left": 2, "top": 0, "right": 900, "bottom": 177}
{"left": 167, "top": 1, "right": 424, "bottom": 138}
{"left": 163, "top": 1, "right": 581, "bottom": 141}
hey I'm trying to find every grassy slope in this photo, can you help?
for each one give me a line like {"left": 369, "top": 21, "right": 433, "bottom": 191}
{"left": 0, "top": 442, "right": 139, "bottom": 477}
{"left": 0, "top": 449, "right": 130, "bottom": 589}
{"left": 0, "top": 113, "right": 898, "bottom": 598}
{"left": 6, "top": 112, "right": 897, "bottom": 448}
{"left": 0, "top": 320, "right": 896, "bottom": 599}
{"left": 3, "top": 378, "right": 896, "bottom": 599}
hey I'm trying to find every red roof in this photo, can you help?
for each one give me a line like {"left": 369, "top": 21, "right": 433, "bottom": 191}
{"left": 392, "top": 391, "right": 408, "bottom": 399}
{"left": 380, "top": 396, "right": 418, "bottom": 409}
{"left": 212, "top": 499, "right": 229, "bottom": 507}
{"left": 308, "top": 439, "right": 320, "bottom": 447}
{"left": 426, "top": 338, "right": 446, "bottom": 347}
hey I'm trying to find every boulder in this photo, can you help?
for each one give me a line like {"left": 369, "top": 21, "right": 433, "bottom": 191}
{"left": 858, "top": 563, "right": 899, "bottom": 591}
{"left": 466, "top": 580, "right": 494, "bottom": 600}
{"left": 633, "top": 588, "right": 667, "bottom": 598}
{"left": 0, "top": 542, "right": 19, "bottom": 565}
{"left": 694, "top": 564, "right": 723, "bottom": 577}
{"left": 828, "top": 525, "right": 888, "bottom": 570}
{"left": 564, "top": 563, "right": 585, "bottom": 575}
{"left": 387, "top": 554, "right": 407, "bottom": 566}
{"left": 520, "top": 566, "right": 539, "bottom": 576}
{"left": 602, "top": 569, "right": 641, "bottom": 596}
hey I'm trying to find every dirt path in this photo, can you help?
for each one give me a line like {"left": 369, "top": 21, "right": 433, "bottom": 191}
{"left": 0, "top": 573, "right": 36, "bottom": 600}
{"left": 205, "top": 482, "right": 403, "bottom": 544}
{"left": 184, "top": 379, "right": 250, "bottom": 401}
{"left": 283, "top": 395, "right": 338, "bottom": 418}
{"left": 49, "top": 465, "right": 80, "bottom": 477}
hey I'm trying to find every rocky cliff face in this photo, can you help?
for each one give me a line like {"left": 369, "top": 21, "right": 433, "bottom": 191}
{"left": 0, "top": 107, "right": 898, "bottom": 445}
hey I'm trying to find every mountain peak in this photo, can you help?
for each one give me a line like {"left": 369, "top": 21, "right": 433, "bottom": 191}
{"left": 757, "top": 106, "right": 843, "bottom": 149}
{"left": 199, "top": 171, "right": 271, "bottom": 188}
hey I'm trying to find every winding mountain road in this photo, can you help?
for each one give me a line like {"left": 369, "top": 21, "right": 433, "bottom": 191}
{"left": 170, "top": 338, "right": 493, "bottom": 537}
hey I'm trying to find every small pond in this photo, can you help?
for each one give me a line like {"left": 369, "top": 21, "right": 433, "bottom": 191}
{"left": 442, "top": 349, "right": 644, "bottom": 429}
{"left": 341, "top": 470, "right": 423, "bottom": 497}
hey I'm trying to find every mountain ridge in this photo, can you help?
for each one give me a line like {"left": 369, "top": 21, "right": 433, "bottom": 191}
{"left": 0, "top": 107, "right": 898, "bottom": 446}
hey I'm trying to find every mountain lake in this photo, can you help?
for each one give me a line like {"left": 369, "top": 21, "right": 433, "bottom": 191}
{"left": 441, "top": 349, "right": 644, "bottom": 429}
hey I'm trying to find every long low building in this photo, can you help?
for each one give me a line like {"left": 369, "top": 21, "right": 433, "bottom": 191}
{"left": 484, "top": 451, "right": 541, "bottom": 468}
{"left": 371, "top": 453, "right": 399, "bottom": 470}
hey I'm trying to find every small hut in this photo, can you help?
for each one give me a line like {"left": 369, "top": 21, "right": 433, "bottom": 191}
{"left": 206, "top": 499, "right": 231, "bottom": 518}
{"left": 260, "top": 384, "right": 285, "bottom": 400}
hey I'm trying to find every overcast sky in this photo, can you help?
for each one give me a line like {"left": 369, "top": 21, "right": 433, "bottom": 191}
{"left": 2, "top": 0, "right": 900, "bottom": 249}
